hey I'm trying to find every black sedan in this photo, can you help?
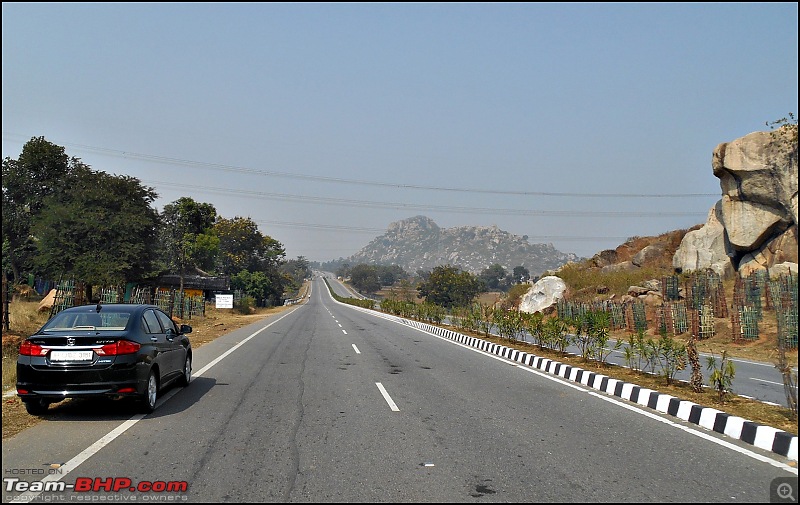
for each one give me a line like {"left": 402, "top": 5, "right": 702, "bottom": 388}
{"left": 16, "top": 303, "right": 192, "bottom": 415}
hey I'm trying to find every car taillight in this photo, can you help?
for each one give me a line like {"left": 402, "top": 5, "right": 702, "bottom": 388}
{"left": 96, "top": 340, "right": 141, "bottom": 356}
{"left": 19, "top": 341, "right": 48, "bottom": 356}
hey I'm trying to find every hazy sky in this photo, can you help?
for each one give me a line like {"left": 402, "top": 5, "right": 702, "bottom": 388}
{"left": 3, "top": 3, "right": 798, "bottom": 263}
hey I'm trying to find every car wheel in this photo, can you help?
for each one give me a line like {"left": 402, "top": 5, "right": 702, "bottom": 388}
{"left": 24, "top": 399, "right": 51, "bottom": 416}
{"left": 178, "top": 354, "right": 191, "bottom": 387}
{"left": 140, "top": 370, "right": 158, "bottom": 413}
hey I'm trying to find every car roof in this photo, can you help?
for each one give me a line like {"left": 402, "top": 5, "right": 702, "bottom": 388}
{"left": 58, "top": 304, "right": 158, "bottom": 314}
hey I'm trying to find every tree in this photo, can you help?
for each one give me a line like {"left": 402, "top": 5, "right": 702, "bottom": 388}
{"left": 158, "top": 197, "right": 219, "bottom": 290}
{"left": 512, "top": 266, "right": 530, "bottom": 283}
{"left": 2, "top": 137, "right": 85, "bottom": 284}
{"left": 375, "top": 264, "right": 408, "bottom": 286}
{"left": 336, "top": 263, "right": 351, "bottom": 279}
{"left": 32, "top": 169, "right": 160, "bottom": 290}
{"left": 214, "top": 217, "right": 283, "bottom": 275}
{"left": 479, "top": 263, "right": 507, "bottom": 291}
{"left": 350, "top": 264, "right": 381, "bottom": 293}
{"left": 417, "top": 265, "right": 483, "bottom": 308}
{"left": 280, "top": 256, "right": 311, "bottom": 295}
{"left": 230, "top": 269, "right": 284, "bottom": 307}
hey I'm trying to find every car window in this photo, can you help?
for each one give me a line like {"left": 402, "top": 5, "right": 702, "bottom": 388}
{"left": 42, "top": 311, "right": 131, "bottom": 331}
{"left": 98, "top": 312, "right": 130, "bottom": 330}
{"left": 142, "top": 310, "right": 162, "bottom": 334}
{"left": 155, "top": 310, "right": 177, "bottom": 334}
{"left": 41, "top": 313, "right": 83, "bottom": 331}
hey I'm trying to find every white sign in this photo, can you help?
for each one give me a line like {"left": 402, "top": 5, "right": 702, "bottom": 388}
{"left": 215, "top": 294, "right": 234, "bottom": 309}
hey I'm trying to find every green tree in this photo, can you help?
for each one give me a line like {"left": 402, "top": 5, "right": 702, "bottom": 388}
{"left": 512, "top": 266, "right": 530, "bottom": 283}
{"left": 375, "top": 264, "right": 408, "bottom": 286}
{"left": 479, "top": 263, "right": 507, "bottom": 291}
{"left": 336, "top": 263, "right": 351, "bottom": 279}
{"left": 32, "top": 169, "right": 160, "bottom": 290}
{"left": 158, "top": 197, "right": 219, "bottom": 288}
{"left": 417, "top": 265, "right": 483, "bottom": 309}
{"left": 214, "top": 216, "right": 285, "bottom": 276}
{"left": 280, "top": 256, "right": 311, "bottom": 295}
{"left": 231, "top": 269, "right": 284, "bottom": 307}
{"left": 349, "top": 264, "right": 381, "bottom": 293}
{"left": 2, "top": 137, "right": 86, "bottom": 284}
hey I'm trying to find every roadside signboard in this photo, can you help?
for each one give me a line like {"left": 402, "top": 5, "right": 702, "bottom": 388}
{"left": 215, "top": 294, "right": 234, "bottom": 309}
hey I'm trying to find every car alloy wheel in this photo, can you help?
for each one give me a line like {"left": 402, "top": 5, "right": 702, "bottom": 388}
{"left": 141, "top": 370, "right": 158, "bottom": 413}
{"left": 179, "top": 355, "right": 191, "bottom": 387}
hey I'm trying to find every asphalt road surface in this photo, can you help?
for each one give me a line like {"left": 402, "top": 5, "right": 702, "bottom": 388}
{"left": 2, "top": 276, "right": 797, "bottom": 503}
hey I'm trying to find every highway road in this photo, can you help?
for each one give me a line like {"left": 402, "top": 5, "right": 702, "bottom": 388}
{"left": 2, "top": 275, "right": 796, "bottom": 503}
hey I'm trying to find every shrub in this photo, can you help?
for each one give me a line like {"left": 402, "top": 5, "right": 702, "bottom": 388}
{"left": 234, "top": 296, "right": 255, "bottom": 315}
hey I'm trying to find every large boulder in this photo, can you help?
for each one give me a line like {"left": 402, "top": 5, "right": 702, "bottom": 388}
{"left": 713, "top": 131, "right": 798, "bottom": 236}
{"left": 738, "top": 225, "right": 799, "bottom": 277}
{"left": 519, "top": 276, "right": 567, "bottom": 314}
{"left": 672, "top": 201, "right": 735, "bottom": 278}
{"left": 632, "top": 243, "right": 666, "bottom": 267}
{"left": 674, "top": 129, "right": 797, "bottom": 276}
{"left": 591, "top": 249, "right": 618, "bottom": 268}
{"left": 768, "top": 262, "right": 799, "bottom": 278}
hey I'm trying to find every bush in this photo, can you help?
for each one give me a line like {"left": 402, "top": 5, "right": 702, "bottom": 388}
{"left": 234, "top": 296, "right": 255, "bottom": 315}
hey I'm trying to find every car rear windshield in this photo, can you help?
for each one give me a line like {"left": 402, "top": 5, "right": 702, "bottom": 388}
{"left": 41, "top": 311, "right": 132, "bottom": 331}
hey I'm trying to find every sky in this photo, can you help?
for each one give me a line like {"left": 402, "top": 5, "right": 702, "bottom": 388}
{"left": 3, "top": 3, "right": 798, "bottom": 264}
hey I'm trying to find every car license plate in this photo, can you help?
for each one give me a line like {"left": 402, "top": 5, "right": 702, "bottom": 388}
{"left": 50, "top": 350, "right": 94, "bottom": 362}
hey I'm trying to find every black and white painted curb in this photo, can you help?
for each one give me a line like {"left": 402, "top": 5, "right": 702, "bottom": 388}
{"left": 336, "top": 298, "right": 799, "bottom": 463}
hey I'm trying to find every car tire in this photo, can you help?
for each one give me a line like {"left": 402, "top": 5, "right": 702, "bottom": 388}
{"left": 24, "top": 399, "right": 51, "bottom": 416}
{"left": 178, "top": 354, "right": 191, "bottom": 387}
{"left": 140, "top": 370, "right": 158, "bottom": 413}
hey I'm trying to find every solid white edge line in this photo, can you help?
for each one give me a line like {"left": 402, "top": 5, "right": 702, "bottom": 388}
{"left": 750, "top": 377, "right": 797, "bottom": 388}
{"left": 15, "top": 415, "right": 146, "bottom": 501}
{"left": 15, "top": 306, "right": 302, "bottom": 502}
{"left": 376, "top": 382, "right": 400, "bottom": 411}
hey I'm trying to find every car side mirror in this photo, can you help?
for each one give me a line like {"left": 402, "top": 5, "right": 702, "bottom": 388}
{"left": 180, "top": 324, "right": 192, "bottom": 335}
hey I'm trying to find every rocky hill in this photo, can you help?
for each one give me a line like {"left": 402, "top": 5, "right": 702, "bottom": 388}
{"left": 343, "top": 216, "right": 581, "bottom": 276}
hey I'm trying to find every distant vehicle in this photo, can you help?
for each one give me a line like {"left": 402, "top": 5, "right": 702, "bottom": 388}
{"left": 16, "top": 304, "right": 192, "bottom": 415}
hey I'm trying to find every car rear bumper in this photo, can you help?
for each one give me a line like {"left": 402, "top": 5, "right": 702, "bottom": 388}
{"left": 16, "top": 362, "right": 149, "bottom": 400}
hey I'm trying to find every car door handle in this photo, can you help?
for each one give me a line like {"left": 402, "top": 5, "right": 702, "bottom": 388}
{"left": 150, "top": 336, "right": 158, "bottom": 342}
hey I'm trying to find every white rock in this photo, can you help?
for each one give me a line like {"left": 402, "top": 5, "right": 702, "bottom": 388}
{"left": 519, "top": 276, "right": 567, "bottom": 314}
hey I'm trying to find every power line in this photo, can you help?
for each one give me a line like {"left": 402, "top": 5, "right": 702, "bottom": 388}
{"left": 148, "top": 179, "right": 707, "bottom": 218}
{"left": 3, "top": 132, "right": 719, "bottom": 198}
{"left": 251, "top": 219, "right": 629, "bottom": 242}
